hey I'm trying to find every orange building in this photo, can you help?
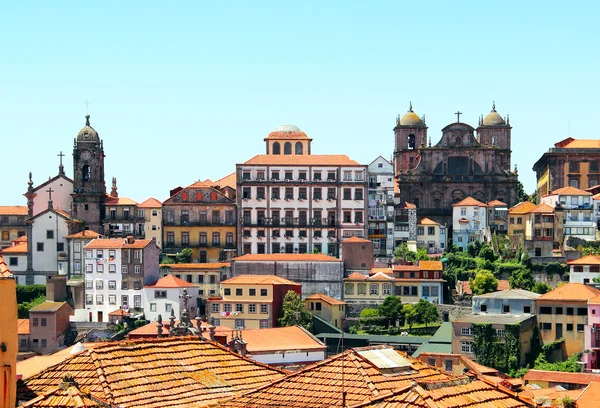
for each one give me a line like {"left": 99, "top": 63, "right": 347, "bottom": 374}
{"left": 0, "top": 255, "right": 17, "bottom": 407}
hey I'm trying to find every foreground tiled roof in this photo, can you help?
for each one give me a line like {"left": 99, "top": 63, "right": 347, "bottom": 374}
{"left": 232, "top": 253, "right": 341, "bottom": 262}
{"left": 219, "top": 345, "right": 456, "bottom": 407}
{"left": 575, "top": 381, "right": 600, "bottom": 408}
{"left": 2, "top": 242, "right": 28, "bottom": 254}
{"left": 568, "top": 254, "right": 600, "bottom": 265}
{"left": 19, "top": 337, "right": 285, "bottom": 408}
{"left": 20, "top": 380, "right": 112, "bottom": 408}
{"left": 537, "top": 282, "right": 600, "bottom": 302}
{"left": 523, "top": 369, "right": 600, "bottom": 385}
{"left": 347, "top": 377, "right": 529, "bottom": 408}
{"left": 243, "top": 154, "right": 362, "bottom": 166}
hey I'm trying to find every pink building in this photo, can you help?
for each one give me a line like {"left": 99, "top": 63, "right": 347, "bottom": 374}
{"left": 584, "top": 295, "right": 600, "bottom": 370}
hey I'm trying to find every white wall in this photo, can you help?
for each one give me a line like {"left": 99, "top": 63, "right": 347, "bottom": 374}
{"left": 143, "top": 285, "right": 199, "bottom": 322}
{"left": 32, "top": 177, "right": 73, "bottom": 217}
{"left": 249, "top": 350, "right": 326, "bottom": 365}
{"left": 32, "top": 211, "right": 70, "bottom": 274}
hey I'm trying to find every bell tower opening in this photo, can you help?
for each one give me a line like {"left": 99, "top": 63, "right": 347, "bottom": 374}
{"left": 295, "top": 142, "right": 303, "bottom": 155}
{"left": 284, "top": 142, "right": 292, "bottom": 155}
{"left": 408, "top": 134, "right": 416, "bottom": 150}
{"left": 272, "top": 142, "right": 280, "bottom": 155}
{"left": 82, "top": 165, "right": 90, "bottom": 181}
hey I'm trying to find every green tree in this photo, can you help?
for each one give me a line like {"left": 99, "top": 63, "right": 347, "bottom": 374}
{"left": 394, "top": 243, "right": 417, "bottom": 262}
{"left": 467, "top": 242, "right": 483, "bottom": 258}
{"left": 469, "top": 270, "right": 498, "bottom": 295}
{"left": 16, "top": 284, "right": 46, "bottom": 304}
{"left": 509, "top": 267, "right": 535, "bottom": 291}
{"left": 17, "top": 295, "right": 45, "bottom": 318}
{"left": 177, "top": 248, "right": 193, "bottom": 263}
{"left": 161, "top": 256, "right": 176, "bottom": 265}
{"left": 532, "top": 282, "right": 551, "bottom": 294}
{"left": 416, "top": 247, "right": 432, "bottom": 261}
{"left": 402, "top": 304, "right": 418, "bottom": 330}
{"left": 478, "top": 245, "right": 497, "bottom": 262}
{"left": 516, "top": 181, "right": 529, "bottom": 203}
{"left": 414, "top": 299, "right": 439, "bottom": 328}
{"left": 378, "top": 296, "right": 403, "bottom": 328}
{"left": 278, "top": 290, "right": 312, "bottom": 330}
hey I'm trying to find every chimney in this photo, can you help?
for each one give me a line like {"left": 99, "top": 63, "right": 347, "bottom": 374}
{"left": 126, "top": 236, "right": 135, "bottom": 244}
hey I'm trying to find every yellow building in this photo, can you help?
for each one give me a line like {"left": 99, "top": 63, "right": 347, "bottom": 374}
{"left": 138, "top": 197, "right": 163, "bottom": 248}
{"left": 536, "top": 283, "right": 600, "bottom": 356}
{"left": 304, "top": 294, "right": 346, "bottom": 330}
{"left": 344, "top": 271, "right": 395, "bottom": 302}
{"left": 0, "top": 206, "right": 27, "bottom": 248}
{"left": 0, "top": 255, "right": 17, "bottom": 407}
{"left": 163, "top": 180, "right": 237, "bottom": 263}
{"left": 207, "top": 275, "right": 301, "bottom": 329}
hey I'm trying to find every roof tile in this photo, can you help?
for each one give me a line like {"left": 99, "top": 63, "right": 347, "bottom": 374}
{"left": 243, "top": 154, "right": 362, "bottom": 166}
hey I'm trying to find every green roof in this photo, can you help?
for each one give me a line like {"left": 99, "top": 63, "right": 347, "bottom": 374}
{"left": 428, "top": 322, "right": 452, "bottom": 344}
{"left": 412, "top": 342, "right": 453, "bottom": 357}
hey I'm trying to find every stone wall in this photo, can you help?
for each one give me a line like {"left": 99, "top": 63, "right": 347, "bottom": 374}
{"left": 436, "top": 304, "right": 472, "bottom": 322}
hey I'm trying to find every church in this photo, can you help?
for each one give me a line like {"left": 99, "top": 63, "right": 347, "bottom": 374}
{"left": 393, "top": 103, "right": 519, "bottom": 227}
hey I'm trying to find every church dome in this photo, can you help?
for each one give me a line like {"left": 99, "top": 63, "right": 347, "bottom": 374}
{"left": 266, "top": 125, "right": 309, "bottom": 140}
{"left": 482, "top": 102, "right": 506, "bottom": 126}
{"left": 77, "top": 114, "right": 99, "bottom": 142}
{"left": 397, "top": 103, "right": 424, "bottom": 126}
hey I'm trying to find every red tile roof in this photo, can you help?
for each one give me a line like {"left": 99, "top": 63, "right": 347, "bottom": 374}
{"left": 145, "top": 274, "right": 196, "bottom": 288}
{"left": 419, "top": 260, "right": 443, "bottom": 271}
{"left": 235, "top": 326, "right": 326, "bottom": 354}
{"left": 523, "top": 369, "right": 600, "bottom": 386}
{"left": 342, "top": 236, "right": 371, "bottom": 243}
{"left": 392, "top": 264, "right": 419, "bottom": 272}
{"left": 487, "top": 199, "right": 507, "bottom": 207}
{"left": 305, "top": 293, "right": 346, "bottom": 305}
{"left": 0, "top": 255, "right": 11, "bottom": 277}
{"left": 345, "top": 271, "right": 368, "bottom": 280}
{"left": 18, "top": 319, "right": 30, "bottom": 335}
{"left": 220, "top": 346, "right": 457, "bottom": 407}
{"left": 419, "top": 217, "right": 440, "bottom": 225}
{"left": 160, "top": 262, "right": 230, "bottom": 269}
{"left": 550, "top": 186, "right": 592, "bottom": 196}
{"left": 575, "top": 381, "right": 600, "bottom": 407}
{"left": 104, "top": 196, "right": 138, "bottom": 205}
{"left": 18, "top": 337, "right": 285, "bottom": 408}
{"left": 85, "top": 238, "right": 154, "bottom": 250}
{"left": 538, "top": 282, "right": 600, "bottom": 302}
{"left": 568, "top": 255, "right": 600, "bottom": 265}
{"left": 345, "top": 271, "right": 392, "bottom": 281}
{"left": 243, "top": 154, "right": 362, "bottom": 166}
{"left": 232, "top": 253, "right": 340, "bottom": 262}
{"left": 2, "top": 242, "right": 28, "bottom": 254}
{"left": 529, "top": 203, "right": 555, "bottom": 214}
{"left": 221, "top": 275, "right": 300, "bottom": 286}
{"left": 509, "top": 201, "right": 538, "bottom": 214}
{"left": 452, "top": 197, "right": 488, "bottom": 207}
{"left": 65, "top": 230, "right": 101, "bottom": 239}
{"left": 20, "top": 380, "right": 112, "bottom": 408}
{"left": 13, "top": 235, "right": 28, "bottom": 243}
{"left": 214, "top": 173, "right": 237, "bottom": 190}
{"left": 555, "top": 137, "right": 600, "bottom": 149}
{"left": 0, "top": 205, "right": 28, "bottom": 215}
{"left": 137, "top": 197, "right": 162, "bottom": 208}
{"left": 108, "top": 309, "right": 129, "bottom": 317}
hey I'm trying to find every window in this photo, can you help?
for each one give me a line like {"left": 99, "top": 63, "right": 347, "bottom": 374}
{"left": 165, "top": 303, "right": 172, "bottom": 312}
{"left": 109, "top": 264, "right": 116, "bottom": 273}
{"left": 122, "top": 265, "right": 128, "bottom": 274}
{"left": 260, "top": 289, "right": 268, "bottom": 296}
{"left": 540, "top": 307, "right": 552, "bottom": 314}
{"left": 32, "top": 318, "right": 39, "bottom": 326}
{"left": 37, "top": 242, "right": 44, "bottom": 251}
{"left": 96, "top": 295, "right": 104, "bottom": 305}
{"left": 343, "top": 188, "right": 351, "bottom": 200}
{"left": 134, "top": 295, "right": 141, "bottom": 308}
{"left": 223, "top": 304, "right": 232, "bottom": 312}
{"left": 260, "top": 320, "right": 268, "bottom": 329}
{"left": 166, "top": 232, "right": 174, "bottom": 244}
{"left": 355, "top": 211, "right": 363, "bottom": 223}
{"left": 313, "top": 188, "right": 322, "bottom": 200}
{"left": 480, "top": 304, "right": 487, "bottom": 312}
{"left": 445, "top": 360, "right": 453, "bottom": 372}
{"left": 86, "top": 294, "right": 93, "bottom": 305}
{"left": 369, "top": 284, "right": 379, "bottom": 295}
{"left": 121, "top": 281, "right": 128, "bottom": 290}
{"left": 85, "top": 280, "right": 93, "bottom": 289}
{"left": 343, "top": 211, "right": 352, "bottom": 223}
{"left": 383, "top": 284, "right": 392, "bottom": 295}
{"left": 461, "top": 342, "right": 473, "bottom": 353}
{"left": 212, "top": 232, "right": 220, "bottom": 246}
{"left": 578, "top": 308, "right": 588, "bottom": 316}
{"left": 260, "top": 304, "right": 268, "bottom": 314}
{"left": 121, "top": 295, "right": 129, "bottom": 307}
{"left": 461, "top": 327, "right": 473, "bottom": 336}
{"left": 96, "top": 264, "right": 104, "bottom": 273}
{"left": 236, "top": 288, "right": 243, "bottom": 296}
{"left": 41, "top": 339, "right": 47, "bottom": 348}
{"left": 224, "top": 288, "right": 231, "bottom": 296}
{"left": 428, "top": 227, "right": 435, "bottom": 235}
{"left": 46, "top": 230, "right": 54, "bottom": 239}
{"left": 540, "top": 322, "right": 551, "bottom": 330}
{"left": 315, "top": 302, "right": 322, "bottom": 311}
{"left": 502, "top": 305, "right": 510, "bottom": 313}
{"left": 57, "top": 242, "right": 64, "bottom": 252}
{"left": 96, "top": 280, "right": 103, "bottom": 290}
{"left": 248, "top": 304, "right": 256, "bottom": 313}
{"left": 235, "top": 319, "right": 245, "bottom": 329}
{"left": 212, "top": 304, "right": 220, "bottom": 313}
{"left": 567, "top": 307, "right": 574, "bottom": 315}
{"left": 134, "top": 265, "right": 141, "bottom": 274}
{"left": 345, "top": 283, "right": 354, "bottom": 295}
{"left": 155, "top": 290, "right": 167, "bottom": 298}
{"left": 109, "top": 295, "right": 116, "bottom": 305}
{"left": 567, "top": 323, "right": 573, "bottom": 331}
{"left": 354, "top": 188, "right": 363, "bottom": 200}
{"left": 249, "top": 288, "right": 256, "bottom": 296}
{"left": 555, "top": 307, "right": 563, "bottom": 315}
{"left": 524, "top": 305, "right": 531, "bottom": 314}
{"left": 569, "top": 161, "right": 580, "bottom": 173}
{"left": 495, "top": 329, "right": 505, "bottom": 337}
{"left": 417, "top": 227, "right": 424, "bottom": 235}
{"left": 182, "top": 232, "right": 189, "bottom": 245}
{"left": 577, "top": 324, "right": 585, "bottom": 332}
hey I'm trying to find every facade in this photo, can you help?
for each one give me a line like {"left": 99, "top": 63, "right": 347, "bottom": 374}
{"left": 103, "top": 184, "right": 143, "bottom": 238}
{"left": 508, "top": 201, "right": 564, "bottom": 259}
{"left": 472, "top": 289, "right": 540, "bottom": 315}
{"left": 65, "top": 230, "right": 101, "bottom": 279}
{"left": 143, "top": 274, "right": 199, "bottom": 322}
{"left": 18, "top": 319, "right": 30, "bottom": 352}
{"left": 533, "top": 137, "right": 600, "bottom": 197}
{"left": 344, "top": 271, "right": 395, "bottom": 302}
{"left": 138, "top": 198, "right": 163, "bottom": 248}
{"left": 416, "top": 217, "right": 447, "bottom": 254}
{"left": 340, "top": 236, "right": 373, "bottom": 274}
{"left": 451, "top": 313, "right": 535, "bottom": 364}
{"left": 394, "top": 103, "right": 519, "bottom": 228}
{"left": 28, "top": 301, "right": 74, "bottom": 355}
{"left": 30, "top": 173, "right": 73, "bottom": 218}
{"left": 452, "top": 197, "right": 488, "bottom": 251}
{"left": 163, "top": 180, "right": 237, "bottom": 263}
{"left": 392, "top": 260, "right": 445, "bottom": 303}
{"left": 0, "top": 256, "right": 17, "bottom": 408}
{"left": 584, "top": 294, "right": 600, "bottom": 369}
{"left": 487, "top": 200, "right": 508, "bottom": 234}
{"left": 536, "top": 282, "right": 600, "bottom": 356}
{"left": 230, "top": 253, "right": 344, "bottom": 299}
{"left": 237, "top": 125, "right": 368, "bottom": 258}
{"left": 393, "top": 201, "right": 417, "bottom": 248}
{"left": 0, "top": 206, "right": 27, "bottom": 248}
{"left": 1, "top": 240, "right": 28, "bottom": 282}
{"left": 75, "top": 237, "right": 160, "bottom": 323}
{"left": 304, "top": 294, "right": 346, "bottom": 330}
{"left": 541, "top": 186, "right": 595, "bottom": 241}
{"left": 568, "top": 255, "right": 600, "bottom": 284}
{"left": 207, "top": 274, "right": 301, "bottom": 329}
{"left": 367, "top": 156, "right": 395, "bottom": 258}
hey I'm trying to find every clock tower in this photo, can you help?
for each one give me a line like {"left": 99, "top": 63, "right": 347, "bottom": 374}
{"left": 72, "top": 114, "right": 106, "bottom": 233}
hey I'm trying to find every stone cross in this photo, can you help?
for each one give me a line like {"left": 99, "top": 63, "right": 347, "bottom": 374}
{"left": 57, "top": 151, "right": 65, "bottom": 175}
{"left": 455, "top": 111, "right": 462, "bottom": 123}
{"left": 46, "top": 187, "right": 54, "bottom": 201}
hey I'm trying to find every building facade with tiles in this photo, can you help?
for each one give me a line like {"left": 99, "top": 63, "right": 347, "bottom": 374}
{"left": 452, "top": 197, "right": 488, "bottom": 251}
{"left": 0, "top": 206, "right": 27, "bottom": 248}
{"left": 236, "top": 125, "right": 368, "bottom": 258}
{"left": 392, "top": 261, "right": 445, "bottom": 303}
{"left": 367, "top": 155, "right": 395, "bottom": 258}
{"left": 416, "top": 217, "right": 447, "bottom": 254}
{"left": 541, "top": 186, "right": 595, "bottom": 241}
{"left": 29, "top": 301, "right": 73, "bottom": 355}
{"left": 207, "top": 274, "right": 301, "bottom": 329}
{"left": 143, "top": 275, "right": 199, "bottom": 322}
{"left": 304, "top": 293, "right": 346, "bottom": 330}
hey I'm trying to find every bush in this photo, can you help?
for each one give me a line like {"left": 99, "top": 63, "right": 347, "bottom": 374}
{"left": 18, "top": 295, "right": 45, "bottom": 318}
{"left": 16, "top": 285, "right": 45, "bottom": 304}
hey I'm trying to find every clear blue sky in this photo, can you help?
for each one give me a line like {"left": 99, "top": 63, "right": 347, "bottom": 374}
{"left": 1, "top": 1, "right": 598, "bottom": 204}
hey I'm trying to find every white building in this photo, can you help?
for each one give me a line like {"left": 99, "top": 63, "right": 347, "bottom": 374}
{"left": 367, "top": 156, "right": 395, "bottom": 258}
{"left": 74, "top": 237, "right": 160, "bottom": 323}
{"left": 1, "top": 239, "right": 27, "bottom": 283}
{"left": 143, "top": 274, "right": 199, "bottom": 322}
{"left": 237, "top": 125, "right": 368, "bottom": 257}
{"left": 65, "top": 230, "right": 101, "bottom": 279}
{"left": 452, "top": 197, "right": 488, "bottom": 251}
{"left": 416, "top": 218, "right": 447, "bottom": 254}
{"left": 30, "top": 172, "right": 73, "bottom": 217}
{"left": 541, "top": 186, "right": 595, "bottom": 241}
{"left": 138, "top": 198, "right": 163, "bottom": 249}
{"left": 393, "top": 201, "right": 417, "bottom": 249}
{"left": 568, "top": 255, "right": 600, "bottom": 284}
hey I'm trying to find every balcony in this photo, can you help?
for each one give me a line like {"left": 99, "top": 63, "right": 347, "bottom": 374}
{"left": 58, "top": 252, "right": 69, "bottom": 261}
{"left": 533, "top": 236, "right": 553, "bottom": 241}
{"left": 163, "top": 220, "right": 236, "bottom": 227}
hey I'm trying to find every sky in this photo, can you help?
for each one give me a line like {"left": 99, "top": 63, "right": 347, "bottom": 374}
{"left": 1, "top": 1, "right": 599, "bottom": 204}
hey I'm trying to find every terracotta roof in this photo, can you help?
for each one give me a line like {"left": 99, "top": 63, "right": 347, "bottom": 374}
{"left": 137, "top": 197, "right": 162, "bottom": 208}
{"left": 509, "top": 201, "right": 538, "bottom": 214}
{"left": 568, "top": 254, "right": 600, "bottom": 265}
{"left": 305, "top": 293, "right": 346, "bottom": 305}
{"left": 13, "top": 235, "right": 28, "bottom": 243}
{"left": 392, "top": 264, "right": 419, "bottom": 272}
{"left": 458, "top": 218, "right": 470, "bottom": 223}
{"left": 343, "top": 236, "right": 371, "bottom": 243}
{"left": 220, "top": 345, "right": 456, "bottom": 407}
{"left": 550, "top": 186, "right": 592, "bottom": 196}
{"left": 555, "top": 138, "right": 600, "bottom": 149}
{"left": 523, "top": 369, "right": 600, "bottom": 385}
{"left": 145, "top": 274, "right": 196, "bottom": 288}
{"left": 221, "top": 275, "right": 300, "bottom": 286}
{"left": 487, "top": 199, "right": 507, "bottom": 207}
{"left": 0, "top": 205, "right": 28, "bottom": 215}
{"left": 161, "top": 262, "right": 230, "bottom": 269}
{"left": 65, "top": 230, "right": 101, "bottom": 239}
{"left": 460, "top": 280, "right": 509, "bottom": 295}
{"left": 104, "top": 196, "right": 138, "bottom": 205}
{"left": 30, "top": 301, "right": 71, "bottom": 313}
{"left": 18, "top": 337, "right": 285, "bottom": 408}
{"left": 108, "top": 309, "right": 129, "bottom": 317}
{"left": 575, "top": 381, "right": 600, "bottom": 407}
{"left": 497, "top": 280, "right": 510, "bottom": 291}
{"left": 264, "top": 126, "right": 311, "bottom": 141}
{"left": 18, "top": 319, "right": 30, "bottom": 335}
{"left": 0, "top": 256, "right": 11, "bottom": 277}
{"left": 369, "top": 271, "right": 394, "bottom": 281}
{"left": 538, "top": 282, "right": 600, "bottom": 302}
{"left": 419, "top": 260, "right": 443, "bottom": 271}
{"left": 347, "top": 377, "right": 529, "bottom": 408}
{"left": 2, "top": 242, "right": 28, "bottom": 254}
{"left": 20, "top": 380, "right": 112, "bottom": 408}
{"left": 243, "top": 154, "right": 362, "bottom": 166}
{"left": 369, "top": 267, "right": 393, "bottom": 276}
{"left": 235, "top": 326, "right": 326, "bottom": 354}
{"left": 452, "top": 197, "right": 488, "bottom": 207}
{"left": 418, "top": 217, "right": 440, "bottom": 226}
{"left": 518, "top": 386, "right": 582, "bottom": 406}
{"left": 231, "top": 253, "right": 341, "bottom": 262}
{"left": 85, "top": 238, "right": 153, "bottom": 250}
{"left": 459, "top": 281, "right": 472, "bottom": 295}
{"left": 529, "top": 203, "right": 555, "bottom": 214}
{"left": 345, "top": 271, "right": 368, "bottom": 280}
{"left": 214, "top": 173, "right": 237, "bottom": 190}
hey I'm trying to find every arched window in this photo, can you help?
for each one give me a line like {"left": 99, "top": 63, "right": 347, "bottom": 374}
{"left": 284, "top": 142, "right": 292, "bottom": 155}
{"left": 295, "top": 142, "right": 303, "bottom": 155}
{"left": 590, "top": 180, "right": 598, "bottom": 187}
{"left": 272, "top": 142, "right": 281, "bottom": 155}
{"left": 570, "top": 179, "right": 579, "bottom": 188}
{"left": 408, "top": 134, "right": 416, "bottom": 150}
{"left": 82, "top": 165, "right": 90, "bottom": 181}
{"left": 455, "top": 137, "right": 462, "bottom": 146}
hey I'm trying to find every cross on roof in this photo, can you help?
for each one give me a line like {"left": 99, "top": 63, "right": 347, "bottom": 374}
{"left": 46, "top": 187, "right": 54, "bottom": 201}
{"left": 57, "top": 151, "right": 65, "bottom": 175}
{"left": 455, "top": 111, "right": 463, "bottom": 123}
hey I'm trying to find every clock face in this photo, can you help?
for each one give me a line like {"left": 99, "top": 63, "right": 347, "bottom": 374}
{"left": 81, "top": 150, "right": 91, "bottom": 161}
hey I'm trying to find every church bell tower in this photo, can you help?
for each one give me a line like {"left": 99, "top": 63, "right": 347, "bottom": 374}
{"left": 72, "top": 114, "right": 106, "bottom": 233}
